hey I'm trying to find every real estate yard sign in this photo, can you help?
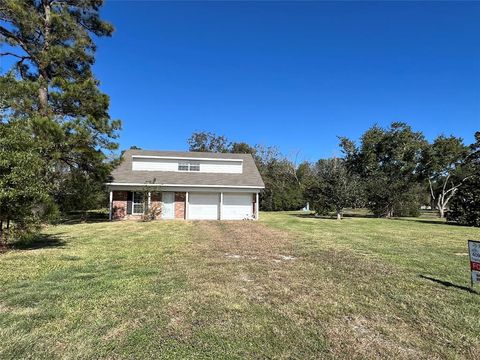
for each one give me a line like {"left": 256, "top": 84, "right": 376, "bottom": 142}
{"left": 468, "top": 240, "right": 480, "bottom": 287}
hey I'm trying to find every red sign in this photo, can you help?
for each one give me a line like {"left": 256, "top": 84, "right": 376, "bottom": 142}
{"left": 471, "top": 262, "right": 480, "bottom": 271}
{"left": 469, "top": 240, "right": 480, "bottom": 285}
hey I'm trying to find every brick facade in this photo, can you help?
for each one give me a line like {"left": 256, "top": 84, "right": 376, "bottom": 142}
{"left": 112, "top": 191, "right": 128, "bottom": 219}
{"left": 111, "top": 191, "right": 186, "bottom": 220}
{"left": 174, "top": 192, "right": 186, "bottom": 219}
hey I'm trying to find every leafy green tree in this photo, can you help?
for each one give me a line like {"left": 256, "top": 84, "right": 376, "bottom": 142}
{"left": 55, "top": 169, "right": 108, "bottom": 220}
{"left": 421, "top": 135, "right": 472, "bottom": 218}
{"left": 188, "top": 131, "right": 230, "bottom": 153}
{"left": 340, "top": 122, "right": 427, "bottom": 217}
{"left": 0, "top": 0, "right": 120, "bottom": 217}
{"left": 231, "top": 142, "right": 256, "bottom": 155}
{"left": 447, "top": 131, "right": 480, "bottom": 227}
{"left": 296, "top": 161, "right": 316, "bottom": 194}
{"left": 253, "top": 145, "right": 304, "bottom": 211}
{"left": 305, "top": 158, "right": 361, "bottom": 219}
{"left": 0, "top": 123, "right": 49, "bottom": 244}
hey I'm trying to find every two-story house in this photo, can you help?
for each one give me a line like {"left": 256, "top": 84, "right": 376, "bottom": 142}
{"left": 107, "top": 149, "right": 265, "bottom": 220}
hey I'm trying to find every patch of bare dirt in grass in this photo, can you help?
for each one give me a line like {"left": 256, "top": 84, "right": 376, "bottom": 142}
{"left": 0, "top": 302, "right": 13, "bottom": 313}
{"left": 102, "top": 319, "right": 142, "bottom": 341}
{"left": 326, "top": 315, "right": 426, "bottom": 360}
{"left": 191, "top": 220, "right": 295, "bottom": 261}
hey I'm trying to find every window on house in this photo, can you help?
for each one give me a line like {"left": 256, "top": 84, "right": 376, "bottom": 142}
{"left": 178, "top": 162, "right": 189, "bottom": 171}
{"left": 178, "top": 161, "right": 200, "bottom": 171}
{"left": 189, "top": 162, "right": 200, "bottom": 171}
{"left": 132, "top": 192, "right": 145, "bottom": 214}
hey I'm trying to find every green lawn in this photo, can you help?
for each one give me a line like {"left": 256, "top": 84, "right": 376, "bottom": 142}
{"left": 1, "top": 213, "right": 479, "bottom": 359}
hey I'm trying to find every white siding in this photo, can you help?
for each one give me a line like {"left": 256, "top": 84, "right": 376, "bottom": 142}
{"left": 132, "top": 158, "right": 178, "bottom": 171}
{"left": 199, "top": 160, "right": 242, "bottom": 173}
{"left": 132, "top": 158, "right": 242, "bottom": 173}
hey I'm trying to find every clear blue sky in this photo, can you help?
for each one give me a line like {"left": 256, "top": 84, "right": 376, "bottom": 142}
{"left": 8, "top": 1, "right": 480, "bottom": 161}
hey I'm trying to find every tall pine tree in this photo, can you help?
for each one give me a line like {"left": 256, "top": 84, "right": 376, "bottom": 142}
{"left": 0, "top": 0, "right": 120, "bottom": 219}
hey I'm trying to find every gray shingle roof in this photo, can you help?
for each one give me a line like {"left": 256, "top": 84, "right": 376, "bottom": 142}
{"left": 109, "top": 149, "right": 265, "bottom": 188}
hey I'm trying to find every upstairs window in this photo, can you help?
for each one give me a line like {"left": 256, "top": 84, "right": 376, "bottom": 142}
{"left": 189, "top": 162, "right": 200, "bottom": 171}
{"left": 178, "top": 161, "right": 200, "bottom": 171}
{"left": 178, "top": 162, "right": 189, "bottom": 171}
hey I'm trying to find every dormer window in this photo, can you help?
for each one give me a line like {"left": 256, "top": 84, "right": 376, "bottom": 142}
{"left": 178, "top": 161, "right": 200, "bottom": 171}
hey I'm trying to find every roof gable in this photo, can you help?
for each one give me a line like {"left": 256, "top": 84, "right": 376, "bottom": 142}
{"left": 109, "top": 150, "right": 265, "bottom": 188}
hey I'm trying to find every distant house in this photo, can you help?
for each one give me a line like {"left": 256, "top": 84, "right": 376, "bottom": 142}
{"left": 107, "top": 150, "right": 264, "bottom": 220}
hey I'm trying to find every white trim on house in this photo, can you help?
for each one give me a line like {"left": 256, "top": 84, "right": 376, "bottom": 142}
{"left": 219, "top": 192, "right": 224, "bottom": 220}
{"left": 106, "top": 182, "right": 264, "bottom": 190}
{"left": 132, "top": 155, "right": 243, "bottom": 163}
{"left": 109, "top": 191, "right": 113, "bottom": 220}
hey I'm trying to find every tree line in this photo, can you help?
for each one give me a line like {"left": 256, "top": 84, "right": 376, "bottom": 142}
{"left": 187, "top": 126, "right": 480, "bottom": 226}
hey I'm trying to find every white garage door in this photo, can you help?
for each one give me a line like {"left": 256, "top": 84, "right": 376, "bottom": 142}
{"left": 188, "top": 193, "right": 219, "bottom": 220}
{"left": 223, "top": 193, "right": 253, "bottom": 220}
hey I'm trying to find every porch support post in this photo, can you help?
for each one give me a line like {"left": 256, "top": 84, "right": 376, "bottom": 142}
{"left": 147, "top": 192, "right": 151, "bottom": 209}
{"left": 219, "top": 192, "right": 223, "bottom": 220}
{"left": 109, "top": 190, "right": 113, "bottom": 220}
{"left": 185, "top": 192, "right": 189, "bottom": 220}
{"left": 255, "top": 192, "right": 259, "bottom": 220}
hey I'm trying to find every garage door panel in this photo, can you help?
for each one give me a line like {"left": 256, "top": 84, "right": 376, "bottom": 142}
{"left": 223, "top": 193, "right": 253, "bottom": 220}
{"left": 188, "top": 193, "right": 219, "bottom": 220}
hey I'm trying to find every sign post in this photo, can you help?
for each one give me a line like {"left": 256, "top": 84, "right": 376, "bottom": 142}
{"left": 468, "top": 240, "right": 480, "bottom": 288}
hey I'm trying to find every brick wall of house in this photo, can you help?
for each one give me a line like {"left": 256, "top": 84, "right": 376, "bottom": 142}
{"left": 174, "top": 192, "right": 186, "bottom": 219}
{"left": 112, "top": 191, "right": 128, "bottom": 219}
{"left": 112, "top": 191, "right": 187, "bottom": 220}
{"left": 150, "top": 192, "right": 162, "bottom": 219}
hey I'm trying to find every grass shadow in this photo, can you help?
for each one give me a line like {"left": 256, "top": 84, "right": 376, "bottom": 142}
{"left": 9, "top": 233, "right": 66, "bottom": 250}
{"left": 59, "top": 211, "right": 109, "bottom": 225}
{"left": 60, "top": 217, "right": 109, "bottom": 225}
{"left": 342, "top": 213, "right": 375, "bottom": 219}
{"left": 391, "top": 218, "right": 454, "bottom": 226}
{"left": 287, "top": 213, "right": 341, "bottom": 221}
{"left": 419, "top": 275, "right": 478, "bottom": 294}
{"left": 288, "top": 212, "right": 374, "bottom": 220}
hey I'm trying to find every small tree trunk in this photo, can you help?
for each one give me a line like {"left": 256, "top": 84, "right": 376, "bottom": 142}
{"left": 437, "top": 195, "right": 445, "bottom": 218}
{"left": 385, "top": 206, "right": 393, "bottom": 218}
{"left": 336, "top": 211, "right": 342, "bottom": 220}
{"left": 5, "top": 219, "right": 10, "bottom": 243}
{"left": 0, "top": 220, "right": 4, "bottom": 252}
{"left": 438, "top": 207, "right": 445, "bottom": 218}
{"left": 38, "top": 1, "right": 51, "bottom": 116}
